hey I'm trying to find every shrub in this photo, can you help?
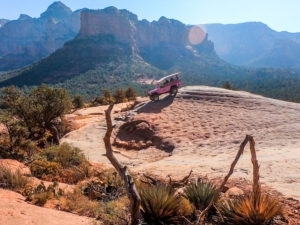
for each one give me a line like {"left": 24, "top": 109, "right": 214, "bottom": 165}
{"left": 139, "top": 184, "right": 183, "bottom": 225}
{"left": 59, "top": 167, "right": 88, "bottom": 184}
{"left": 94, "top": 89, "right": 115, "bottom": 105}
{"left": 30, "top": 143, "right": 90, "bottom": 183}
{"left": 32, "top": 192, "right": 49, "bottom": 206}
{"left": 113, "top": 88, "right": 127, "bottom": 103}
{"left": 72, "top": 95, "right": 84, "bottom": 109}
{"left": 46, "top": 143, "right": 88, "bottom": 169}
{"left": 25, "top": 181, "right": 61, "bottom": 206}
{"left": 97, "top": 196, "right": 130, "bottom": 225}
{"left": 0, "top": 165, "right": 28, "bottom": 191}
{"left": 183, "top": 180, "right": 217, "bottom": 211}
{"left": 177, "top": 197, "right": 194, "bottom": 218}
{"left": 82, "top": 169, "right": 125, "bottom": 202}
{"left": 218, "top": 192, "right": 283, "bottom": 225}
{"left": 29, "top": 160, "right": 62, "bottom": 181}
{"left": 60, "top": 188, "right": 129, "bottom": 224}
{"left": 60, "top": 188, "right": 100, "bottom": 217}
{"left": 0, "top": 114, "right": 31, "bottom": 159}
{"left": 222, "top": 81, "right": 237, "bottom": 90}
{"left": 125, "top": 87, "right": 137, "bottom": 101}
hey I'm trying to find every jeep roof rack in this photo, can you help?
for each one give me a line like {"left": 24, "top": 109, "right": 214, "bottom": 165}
{"left": 157, "top": 72, "right": 181, "bottom": 83}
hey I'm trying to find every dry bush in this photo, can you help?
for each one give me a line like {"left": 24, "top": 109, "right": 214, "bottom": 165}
{"left": 97, "top": 196, "right": 130, "bottom": 225}
{"left": 59, "top": 188, "right": 129, "bottom": 224}
{"left": 60, "top": 188, "right": 100, "bottom": 217}
{"left": 30, "top": 191, "right": 50, "bottom": 206}
{"left": 0, "top": 165, "right": 28, "bottom": 191}
{"left": 82, "top": 176, "right": 125, "bottom": 202}
{"left": 29, "top": 143, "right": 90, "bottom": 184}
{"left": 24, "top": 181, "right": 62, "bottom": 206}
{"left": 30, "top": 160, "right": 62, "bottom": 181}
{"left": 177, "top": 197, "right": 194, "bottom": 218}
{"left": 59, "top": 167, "right": 89, "bottom": 184}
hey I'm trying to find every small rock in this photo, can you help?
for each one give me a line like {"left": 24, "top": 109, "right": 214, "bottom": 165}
{"left": 224, "top": 187, "right": 244, "bottom": 198}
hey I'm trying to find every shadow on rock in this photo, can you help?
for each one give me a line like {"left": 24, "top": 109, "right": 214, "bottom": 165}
{"left": 136, "top": 94, "right": 175, "bottom": 114}
{"left": 113, "top": 119, "right": 174, "bottom": 153}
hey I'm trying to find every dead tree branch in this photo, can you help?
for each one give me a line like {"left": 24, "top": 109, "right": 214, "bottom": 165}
{"left": 248, "top": 135, "right": 261, "bottom": 204}
{"left": 141, "top": 169, "right": 193, "bottom": 188}
{"left": 198, "top": 134, "right": 255, "bottom": 224}
{"left": 103, "top": 104, "right": 141, "bottom": 225}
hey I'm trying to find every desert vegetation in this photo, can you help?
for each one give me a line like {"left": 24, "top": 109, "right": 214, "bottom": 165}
{"left": 0, "top": 84, "right": 137, "bottom": 158}
{"left": 0, "top": 85, "right": 295, "bottom": 225}
{"left": 102, "top": 105, "right": 286, "bottom": 225}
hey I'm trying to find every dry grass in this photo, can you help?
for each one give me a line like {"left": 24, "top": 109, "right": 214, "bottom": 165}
{"left": 59, "top": 188, "right": 130, "bottom": 225}
{"left": 0, "top": 165, "right": 28, "bottom": 191}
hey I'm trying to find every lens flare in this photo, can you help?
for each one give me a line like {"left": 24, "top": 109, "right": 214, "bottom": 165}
{"left": 188, "top": 25, "right": 206, "bottom": 45}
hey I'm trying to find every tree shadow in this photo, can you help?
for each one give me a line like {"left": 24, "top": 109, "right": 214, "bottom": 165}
{"left": 136, "top": 94, "right": 176, "bottom": 114}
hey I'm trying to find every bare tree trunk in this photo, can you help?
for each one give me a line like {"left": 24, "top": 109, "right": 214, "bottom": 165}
{"left": 49, "top": 124, "right": 60, "bottom": 145}
{"left": 103, "top": 104, "right": 141, "bottom": 225}
{"left": 248, "top": 135, "right": 261, "bottom": 206}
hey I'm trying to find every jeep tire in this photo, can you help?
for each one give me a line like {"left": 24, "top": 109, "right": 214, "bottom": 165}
{"left": 170, "top": 86, "right": 178, "bottom": 96}
{"left": 150, "top": 94, "right": 159, "bottom": 101}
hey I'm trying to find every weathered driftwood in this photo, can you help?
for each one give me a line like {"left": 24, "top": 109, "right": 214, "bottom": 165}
{"left": 167, "top": 169, "right": 193, "bottom": 188}
{"left": 198, "top": 135, "right": 259, "bottom": 224}
{"left": 141, "top": 169, "right": 193, "bottom": 188}
{"left": 103, "top": 104, "right": 141, "bottom": 225}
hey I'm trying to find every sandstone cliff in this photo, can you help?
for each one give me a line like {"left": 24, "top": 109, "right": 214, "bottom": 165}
{"left": 78, "top": 7, "right": 214, "bottom": 67}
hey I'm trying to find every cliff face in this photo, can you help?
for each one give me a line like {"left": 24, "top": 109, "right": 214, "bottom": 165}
{"left": 78, "top": 7, "right": 214, "bottom": 67}
{"left": 79, "top": 7, "right": 197, "bottom": 47}
{"left": 0, "top": 2, "right": 80, "bottom": 71}
{"left": 136, "top": 17, "right": 189, "bottom": 48}
{"left": 79, "top": 7, "right": 137, "bottom": 45}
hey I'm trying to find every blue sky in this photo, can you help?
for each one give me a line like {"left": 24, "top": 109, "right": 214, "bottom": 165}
{"left": 0, "top": 0, "right": 299, "bottom": 32}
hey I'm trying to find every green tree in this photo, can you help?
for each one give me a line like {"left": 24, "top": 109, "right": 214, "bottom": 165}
{"left": 0, "top": 84, "right": 72, "bottom": 146}
{"left": 125, "top": 87, "right": 137, "bottom": 101}
{"left": 93, "top": 89, "right": 115, "bottom": 105}
{"left": 72, "top": 95, "right": 84, "bottom": 109}
{"left": 0, "top": 114, "right": 28, "bottom": 157}
{"left": 102, "top": 89, "right": 115, "bottom": 104}
{"left": 222, "top": 81, "right": 232, "bottom": 90}
{"left": 222, "top": 81, "right": 237, "bottom": 90}
{"left": 113, "top": 88, "right": 126, "bottom": 103}
{"left": 0, "top": 86, "right": 23, "bottom": 113}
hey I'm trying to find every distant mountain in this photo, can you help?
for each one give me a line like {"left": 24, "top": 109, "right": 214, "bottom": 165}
{"left": 0, "top": 7, "right": 217, "bottom": 80}
{"left": 1, "top": 7, "right": 300, "bottom": 102}
{"left": 1, "top": 4, "right": 300, "bottom": 102}
{"left": 1, "top": 2, "right": 300, "bottom": 72}
{"left": 205, "top": 22, "right": 300, "bottom": 68}
{"left": 0, "top": 1, "right": 80, "bottom": 71}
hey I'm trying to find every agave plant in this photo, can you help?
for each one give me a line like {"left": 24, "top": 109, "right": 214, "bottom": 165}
{"left": 183, "top": 180, "right": 217, "bottom": 211}
{"left": 139, "top": 184, "right": 182, "bottom": 225}
{"left": 219, "top": 192, "right": 283, "bottom": 225}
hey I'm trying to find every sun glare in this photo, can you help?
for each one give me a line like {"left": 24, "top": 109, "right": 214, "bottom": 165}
{"left": 188, "top": 25, "right": 206, "bottom": 45}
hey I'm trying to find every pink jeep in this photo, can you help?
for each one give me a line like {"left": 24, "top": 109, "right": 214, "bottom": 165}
{"left": 148, "top": 72, "right": 182, "bottom": 101}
